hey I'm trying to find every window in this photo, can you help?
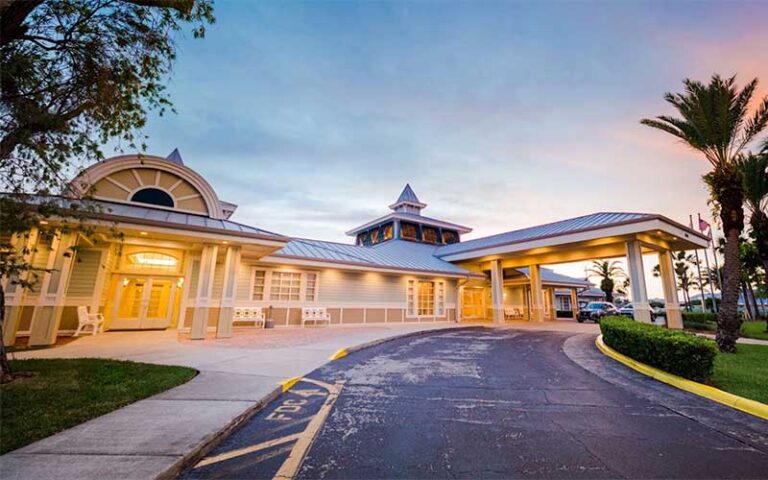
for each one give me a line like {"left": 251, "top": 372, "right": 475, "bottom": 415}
{"left": 418, "top": 281, "right": 435, "bottom": 315}
{"left": 305, "top": 272, "right": 317, "bottom": 301}
{"left": 370, "top": 228, "right": 381, "bottom": 245}
{"left": 126, "top": 252, "right": 178, "bottom": 272}
{"left": 252, "top": 269, "right": 318, "bottom": 302}
{"left": 442, "top": 230, "right": 459, "bottom": 244}
{"left": 270, "top": 271, "right": 301, "bottom": 301}
{"left": 356, "top": 232, "right": 366, "bottom": 246}
{"left": 252, "top": 270, "right": 266, "bottom": 300}
{"left": 382, "top": 223, "right": 394, "bottom": 241}
{"left": 131, "top": 188, "right": 174, "bottom": 207}
{"left": 400, "top": 222, "right": 418, "bottom": 241}
{"left": 422, "top": 226, "right": 438, "bottom": 244}
{"left": 407, "top": 279, "right": 446, "bottom": 317}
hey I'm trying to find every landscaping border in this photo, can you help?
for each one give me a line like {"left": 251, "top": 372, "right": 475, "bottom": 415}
{"left": 595, "top": 334, "right": 768, "bottom": 421}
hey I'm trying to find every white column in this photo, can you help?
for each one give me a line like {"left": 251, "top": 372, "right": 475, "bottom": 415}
{"left": 626, "top": 240, "right": 652, "bottom": 323}
{"left": 529, "top": 265, "right": 545, "bottom": 322}
{"left": 659, "top": 249, "right": 683, "bottom": 329}
{"left": 190, "top": 244, "right": 218, "bottom": 340}
{"left": 216, "top": 246, "right": 241, "bottom": 338}
{"left": 490, "top": 260, "right": 504, "bottom": 323}
{"left": 570, "top": 288, "right": 579, "bottom": 321}
{"left": 456, "top": 285, "right": 464, "bottom": 323}
{"left": 3, "top": 229, "right": 39, "bottom": 346}
{"left": 29, "top": 231, "right": 78, "bottom": 346}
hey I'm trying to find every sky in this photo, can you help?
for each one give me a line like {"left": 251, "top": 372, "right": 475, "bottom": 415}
{"left": 135, "top": 1, "right": 767, "bottom": 299}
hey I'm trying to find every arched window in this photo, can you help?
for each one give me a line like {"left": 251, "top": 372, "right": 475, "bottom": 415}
{"left": 131, "top": 188, "right": 174, "bottom": 207}
{"left": 126, "top": 252, "right": 179, "bottom": 272}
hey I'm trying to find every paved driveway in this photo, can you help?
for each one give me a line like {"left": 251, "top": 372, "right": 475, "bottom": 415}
{"left": 186, "top": 328, "right": 768, "bottom": 479}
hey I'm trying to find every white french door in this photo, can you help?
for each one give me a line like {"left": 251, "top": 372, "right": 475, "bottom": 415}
{"left": 111, "top": 275, "right": 176, "bottom": 330}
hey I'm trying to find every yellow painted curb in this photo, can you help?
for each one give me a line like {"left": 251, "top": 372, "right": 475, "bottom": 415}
{"left": 279, "top": 376, "right": 302, "bottom": 392}
{"left": 329, "top": 348, "right": 349, "bottom": 361}
{"left": 595, "top": 335, "right": 768, "bottom": 421}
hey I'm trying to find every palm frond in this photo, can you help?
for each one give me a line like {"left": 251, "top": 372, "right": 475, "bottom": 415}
{"left": 738, "top": 153, "right": 768, "bottom": 213}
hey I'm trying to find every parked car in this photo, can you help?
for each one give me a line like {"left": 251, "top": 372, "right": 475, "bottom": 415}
{"left": 618, "top": 303, "right": 635, "bottom": 318}
{"left": 577, "top": 302, "right": 618, "bottom": 323}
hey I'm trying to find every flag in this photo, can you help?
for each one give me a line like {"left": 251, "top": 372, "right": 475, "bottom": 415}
{"left": 699, "top": 217, "right": 712, "bottom": 238}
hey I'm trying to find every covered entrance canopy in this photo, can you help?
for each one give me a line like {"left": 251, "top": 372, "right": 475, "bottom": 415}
{"left": 436, "top": 212, "right": 710, "bottom": 328}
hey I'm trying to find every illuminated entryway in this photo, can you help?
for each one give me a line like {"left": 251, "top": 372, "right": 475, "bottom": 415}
{"left": 111, "top": 275, "right": 180, "bottom": 330}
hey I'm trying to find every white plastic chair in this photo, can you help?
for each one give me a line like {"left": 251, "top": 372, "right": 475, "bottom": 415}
{"left": 75, "top": 306, "right": 104, "bottom": 336}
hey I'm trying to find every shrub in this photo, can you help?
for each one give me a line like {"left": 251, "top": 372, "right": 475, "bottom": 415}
{"left": 682, "top": 312, "right": 718, "bottom": 332}
{"left": 600, "top": 316, "right": 717, "bottom": 382}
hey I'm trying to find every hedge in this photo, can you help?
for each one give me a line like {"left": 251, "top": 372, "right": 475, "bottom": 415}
{"left": 682, "top": 312, "right": 718, "bottom": 332}
{"left": 600, "top": 316, "right": 717, "bottom": 382}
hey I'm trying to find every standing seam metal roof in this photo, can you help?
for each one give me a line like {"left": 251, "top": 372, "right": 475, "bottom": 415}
{"left": 274, "top": 239, "right": 475, "bottom": 276}
{"left": 435, "top": 212, "right": 656, "bottom": 257}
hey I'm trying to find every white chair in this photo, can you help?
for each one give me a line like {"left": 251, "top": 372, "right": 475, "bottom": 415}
{"left": 75, "top": 306, "right": 104, "bottom": 336}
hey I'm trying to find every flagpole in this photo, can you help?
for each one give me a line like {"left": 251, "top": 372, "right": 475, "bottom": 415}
{"left": 699, "top": 213, "right": 717, "bottom": 313}
{"left": 690, "top": 215, "right": 706, "bottom": 312}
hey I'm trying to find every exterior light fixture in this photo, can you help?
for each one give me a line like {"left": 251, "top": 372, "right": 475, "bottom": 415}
{"left": 139, "top": 231, "right": 148, "bottom": 236}
{"left": 122, "top": 278, "right": 130, "bottom": 287}
{"left": 177, "top": 277, "right": 184, "bottom": 288}
{"left": 222, "top": 241, "right": 229, "bottom": 244}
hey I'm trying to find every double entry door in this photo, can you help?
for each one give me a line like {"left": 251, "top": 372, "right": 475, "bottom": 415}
{"left": 111, "top": 275, "right": 177, "bottom": 330}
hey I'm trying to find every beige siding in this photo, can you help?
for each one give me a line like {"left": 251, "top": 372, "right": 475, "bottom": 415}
{"left": 210, "top": 259, "right": 225, "bottom": 298}
{"left": 188, "top": 259, "right": 201, "bottom": 299}
{"left": 235, "top": 264, "right": 252, "bottom": 301}
{"left": 318, "top": 270, "right": 405, "bottom": 304}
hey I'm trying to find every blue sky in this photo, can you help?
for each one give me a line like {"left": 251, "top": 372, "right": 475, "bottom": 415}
{"left": 138, "top": 1, "right": 767, "bottom": 297}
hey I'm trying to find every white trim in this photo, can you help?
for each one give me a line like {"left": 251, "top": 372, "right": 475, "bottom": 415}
{"left": 131, "top": 169, "right": 143, "bottom": 187}
{"left": 260, "top": 255, "right": 478, "bottom": 279}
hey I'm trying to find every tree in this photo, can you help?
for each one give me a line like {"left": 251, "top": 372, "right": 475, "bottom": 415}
{"left": 0, "top": 0, "right": 214, "bottom": 383}
{"left": 586, "top": 260, "right": 626, "bottom": 303}
{"left": 738, "top": 153, "right": 768, "bottom": 292}
{"left": 642, "top": 75, "right": 768, "bottom": 352}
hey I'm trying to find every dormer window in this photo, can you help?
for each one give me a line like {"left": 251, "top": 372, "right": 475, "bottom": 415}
{"left": 131, "top": 188, "right": 174, "bottom": 208}
{"left": 370, "top": 228, "right": 381, "bottom": 245}
{"left": 400, "top": 222, "right": 419, "bottom": 241}
{"left": 422, "top": 226, "right": 439, "bottom": 244}
{"left": 442, "top": 230, "right": 459, "bottom": 244}
{"left": 382, "top": 223, "right": 394, "bottom": 241}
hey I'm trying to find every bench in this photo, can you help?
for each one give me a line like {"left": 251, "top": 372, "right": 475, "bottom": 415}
{"left": 233, "top": 307, "right": 266, "bottom": 328}
{"left": 302, "top": 307, "right": 331, "bottom": 327}
{"left": 504, "top": 306, "right": 525, "bottom": 320}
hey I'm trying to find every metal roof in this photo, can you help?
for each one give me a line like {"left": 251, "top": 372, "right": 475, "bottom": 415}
{"left": 274, "top": 238, "right": 477, "bottom": 276}
{"left": 346, "top": 212, "right": 473, "bottom": 236}
{"left": 29, "top": 195, "right": 287, "bottom": 242}
{"left": 392, "top": 184, "right": 423, "bottom": 206}
{"left": 436, "top": 212, "right": 658, "bottom": 257}
{"left": 514, "top": 267, "right": 590, "bottom": 287}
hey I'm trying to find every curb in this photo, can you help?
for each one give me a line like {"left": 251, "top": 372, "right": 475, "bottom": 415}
{"left": 595, "top": 334, "right": 768, "bottom": 421}
{"left": 165, "top": 324, "right": 476, "bottom": 479}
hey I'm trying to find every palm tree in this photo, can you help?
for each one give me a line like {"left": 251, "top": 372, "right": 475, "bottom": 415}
{"left": 586, "top": 260, "right": 626, "bottom": 303}
{"left": 642, "top": 75, "right": 768, "bottom": 352}
{"left": 738, "top": 153, "right": 768, "bottom": 292}
{"left": 653, "top": 252, "right": 699, "bottom": 311}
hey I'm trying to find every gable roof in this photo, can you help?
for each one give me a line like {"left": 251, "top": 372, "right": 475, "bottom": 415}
{"left": 437, "top": 212, "right": 669, "bottom": 257}
{"left": 272, "top": 238, "right": 479, "bottom": 277}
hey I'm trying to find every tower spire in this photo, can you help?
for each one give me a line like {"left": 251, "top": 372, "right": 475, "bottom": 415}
{"left": 389, "top": 184, "right": 427, "bottom": 215}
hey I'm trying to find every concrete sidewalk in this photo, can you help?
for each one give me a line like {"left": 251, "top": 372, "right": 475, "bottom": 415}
{"left": 1, "top": 323, "right": 465, "bottom": 480}
{"left": 695, "top": 332, "right": 768, "bottom": 345}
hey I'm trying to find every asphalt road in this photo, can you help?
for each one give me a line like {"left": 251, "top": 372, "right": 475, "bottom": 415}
{"left": 183, "top": 328, "right": 768, "bottom": 479}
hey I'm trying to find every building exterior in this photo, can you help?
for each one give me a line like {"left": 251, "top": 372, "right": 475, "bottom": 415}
{"left": 2, "top": 152, "right": 710, "bottom": 346}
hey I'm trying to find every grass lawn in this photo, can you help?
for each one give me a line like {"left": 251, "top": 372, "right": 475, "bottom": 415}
{"left": 740, "top": 321, "right": 768, "bottom": 341}
{"left": 710, "top": 344, "right": 768, "bottom": 405}
{"left": 0, "top": 358, "right": 196, "bottom": 454}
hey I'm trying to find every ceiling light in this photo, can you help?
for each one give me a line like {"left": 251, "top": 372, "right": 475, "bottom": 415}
{"left": 139, "top": 231, "right": 148, "bottom": 236}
